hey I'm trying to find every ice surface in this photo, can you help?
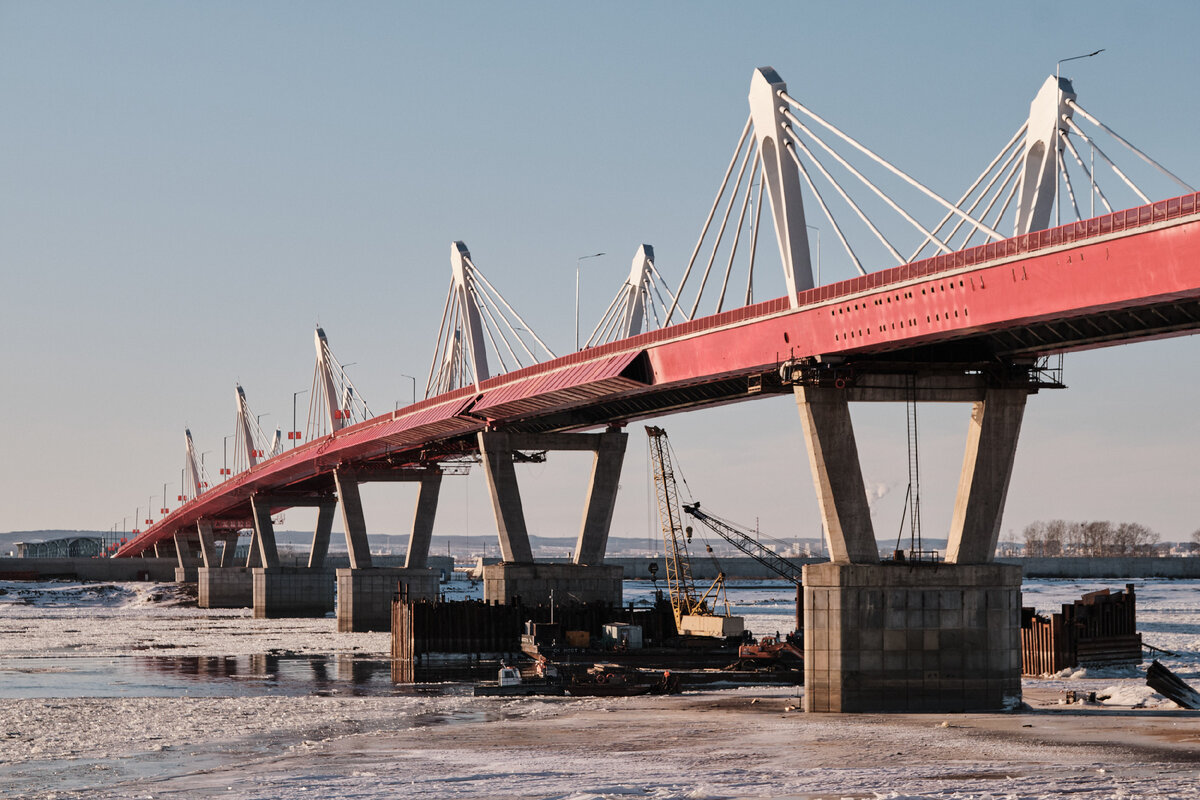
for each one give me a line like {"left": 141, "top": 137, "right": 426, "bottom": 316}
{"left": 2, "top": 577, "right": 1199, "bottom": 799}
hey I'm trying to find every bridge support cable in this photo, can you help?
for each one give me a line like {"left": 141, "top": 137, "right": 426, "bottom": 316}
{"left": 1066, "top": 100, "right": 1193, "bottom": 192}
{"left": 427, "top": 243, "right": 556, "bottom": 395}
{"left": 781, "top": 126, "right": 895, "bottom": 268}
{"left": 782, "top": 136, "right": 865, "bottom": 276}
{"left": 1062, "top": 116, "right": 1150, "bottom": 205}
{"left": 778, "top": 91, "right": 1004, "bottom": 243}
{"left": 666, "top": 114, "right": 753, "bottom": 325}
{"left": 962, "top": 156, "right": 1026, "bottom": 250}
{"left": 909, "top": 123, "right": 1028, "bottom": 261}
{"left": 687, "top": 141, "right": 760, "bottom": 318}
{"left": 1057, "top": 139, "right": 1084, "bottom": 222}
{"left": 1060, "top": 133, "right": 1113, "bottom": 214}
{"left": 782, "top": 111, "right": 942, "bottom": 261}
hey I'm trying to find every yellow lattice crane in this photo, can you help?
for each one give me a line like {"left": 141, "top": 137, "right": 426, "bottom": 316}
{"left": 645, "top": 426, "right": 743, "bottom": 638}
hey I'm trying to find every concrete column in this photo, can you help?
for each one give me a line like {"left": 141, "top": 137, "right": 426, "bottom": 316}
{"left": 173, "top": 534, "right": 199, "bottom": 568}
{"left": 945, "top": 389, "right": 1028, "bottom": 564}
{"left": 307, "top": 502, "right": 336, "bottom": 569}
{"left": 250, "top": 496, "right": 280, "bottom": 569}
{"left": 334, "top": 469, "right": 373, "bottom": 569}
{"left": 573, "top": 431, "right": 628, "bottom": 565}
{"left": 219, "top": 535, "right": 239, "bottom": 567}
{"left": 404, "top": 473, "right": 443, "bottom": 569}
{"left": 196, "top": 522, "right": 217, "bottom": 568}
{"left": 794, "top": 386, "right": 878, "bottom": 564}
{"left": 477, "top": 432, "right": 534, "bottom": 563}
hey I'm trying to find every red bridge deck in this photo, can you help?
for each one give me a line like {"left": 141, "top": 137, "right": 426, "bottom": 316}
{"left": 117, "top": 194, "right": 1200, "bottom": 556}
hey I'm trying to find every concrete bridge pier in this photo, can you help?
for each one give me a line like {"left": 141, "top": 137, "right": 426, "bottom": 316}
{"left": 478, "top": 430, "right": 626, "bottom": 606}
{"left": 197, "top": 521, "right": 255, "bottom": 609}
{"left": 334, "top": 468, "right": 443, "bottom": 633}
{"left": 250, "top": 494, "right": 335, "bottom": 619}
{"left": 794, "top": 377, "right": 1027, "bottom": 712}
{"left": 172, "top": 531, "right": 201, "bottom": 583}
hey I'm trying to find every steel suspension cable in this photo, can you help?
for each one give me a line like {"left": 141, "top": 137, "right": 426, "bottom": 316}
{"left": 688, "top": 137, "right": 757, "bottom": 319}
{"left": 1067, "top": 100, "right": 1193, "bottom": 191}
{"left": 909, "top": 122, "right": 1027, "bottom": 261}
{"left": 1061, "top": 132, "right": 1112, "bottom": 214}
{"left": 464, "top": 257, "right": 558, "bottom": 359}
{"left": 960, "top": 157, "right": 1024, "bottom": 249}
{"left": 1058, "top": 134, "right": 1083, "bottom": 221}
{"left": 782, "top": 139, "right": 865, "bottom": 276}
{"left": 781, "top": 124, "right": 887, "bottom": 269}
{"left": 745, "top": 173, "right": 764, "bottom": 302}
{"left": 779, "top": 92, "right": 1004, "bottom": 241}
{"left": 666, "top": 114, "right": 752, "bottom": 325}
{"left": 782, "top": 111, "right": 943, "bottom": 260}
{"left": 426, "top": 282, "right": 456, "bottom": 397}
{"left": 1063, "top": 117, "right": 1150, "bottom": 204}
{"left": 714, "top": 155, "right": 760, "bottom": 312}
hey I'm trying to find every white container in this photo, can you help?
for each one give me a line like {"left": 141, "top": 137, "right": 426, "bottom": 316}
{"left": 601, "top": 622, "right": 643, "bottom": 650}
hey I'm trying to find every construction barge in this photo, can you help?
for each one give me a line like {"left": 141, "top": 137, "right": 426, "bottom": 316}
{"left": 391, "top": 593, "right": 801, "bottom": 688}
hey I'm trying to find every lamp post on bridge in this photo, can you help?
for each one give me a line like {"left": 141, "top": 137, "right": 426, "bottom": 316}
{"left": 1055, "top": 48, "right": 1104, "bottom": 226}
{"left": 200, "top": 451, "right": 210, "bottom": 491}
{"left": 399, "top": 374, "right": 416, "bottom": 407}
{"left": 222, "top": 435, "right": 232, "bottom": 480}
{"left": 292, "top": 390, "right": 308, "bottom": 448}
{"left": 575, "top": 252, "right": 606, "bottom": 351}
{"left": 807, "top": 225, "right": 821, "bottom": 287}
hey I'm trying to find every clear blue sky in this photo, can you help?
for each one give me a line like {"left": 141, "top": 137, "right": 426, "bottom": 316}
{"left": 2, "top": 1, "right": 1198, "bottom": 547}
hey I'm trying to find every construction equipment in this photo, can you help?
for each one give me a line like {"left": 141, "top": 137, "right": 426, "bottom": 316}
{"left": 682, "top": 502, "right": 804, "bottom": 585}
{"left": 686, "top": 501, "right": 806, "bottom": 652}
{"left": 645, "top": 426, "right": 743, "bottom": 639}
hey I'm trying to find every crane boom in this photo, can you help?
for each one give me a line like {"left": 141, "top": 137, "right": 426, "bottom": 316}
{"left": 646, "top": 425, "right": 699, "bottom": 623}
{"left": 683, "top": 502, "right": 804, "bottom": 585}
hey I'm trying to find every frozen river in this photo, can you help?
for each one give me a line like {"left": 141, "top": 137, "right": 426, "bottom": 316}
{"left": 2, "top": 577, "right": 1199, "bottom": 799}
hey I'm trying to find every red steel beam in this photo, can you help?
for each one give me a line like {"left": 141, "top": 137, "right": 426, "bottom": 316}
{"left": 116, "top": 194, "right": 1200, "bottom": 557}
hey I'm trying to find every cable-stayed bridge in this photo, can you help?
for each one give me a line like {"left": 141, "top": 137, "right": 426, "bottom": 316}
{"left": 109, "top": 68, "right": 1198, "bottom": 710}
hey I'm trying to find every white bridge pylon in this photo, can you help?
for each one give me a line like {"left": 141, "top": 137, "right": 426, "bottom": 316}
{"left": 308, "top": 326, "right": 372, "bottom": 438}
{"left": 182, "top": 428, "right": 208, "bottom": 502}
{"left": 651, "top": 66, "right": 1191, "bottom": 330}
{"left": 585, "top": 245, "right": 683, "bottom": 347}
{"left": 233, "top": 384, "right": 275, "bottom": 473}
{"left": 426, "top": 241, "right": 557, "bottom": 395}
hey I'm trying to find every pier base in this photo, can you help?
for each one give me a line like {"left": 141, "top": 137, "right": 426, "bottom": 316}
{"left": 252, "top": 567, "right": 335, "bottom": 619}
{"left": 198, "top": 567, "right": 254, "bottom": 608}
{"left": 336, "top": 567, "right": 440, "bottom": 633}
{"left": 174, "top": 566, "right": 199, "bottom": 583}
{"left": 803, "top": 562, "right": 1021, "bottom": 713}
{"left": 482, "top": 563, "right": 623, "bottom": 606}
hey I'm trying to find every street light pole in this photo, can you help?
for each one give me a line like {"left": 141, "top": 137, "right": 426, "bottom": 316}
{"left": 1055, "top": 49, "right": 1104, "bottom": 226}
{"left": 807, "top": 225, "right": 821, "bottom": 286}
{"left": 399, "top": 374, "right": 416, "bottom": 406}
{"left": 292, "top": 390, "right": 308, "bottom": 448}
{"left": 575, "top": 252, "right": 605, "bottom": 351}
{"left": 223, "top": 434, "right": 232, "bottom": 480}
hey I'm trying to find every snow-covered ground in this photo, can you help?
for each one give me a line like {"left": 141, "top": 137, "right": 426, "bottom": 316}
{"left": 2, "top": 577, "right": 1199, "bottom": 799}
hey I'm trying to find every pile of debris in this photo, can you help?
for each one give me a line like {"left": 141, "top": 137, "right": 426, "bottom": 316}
{"left": 1021, "top": 583, "right": 1142, "bottom": 676}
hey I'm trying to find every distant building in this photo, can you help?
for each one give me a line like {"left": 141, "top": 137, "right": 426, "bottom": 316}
{"left": 15, "top": 536, "right": 107, "bottom": 558}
